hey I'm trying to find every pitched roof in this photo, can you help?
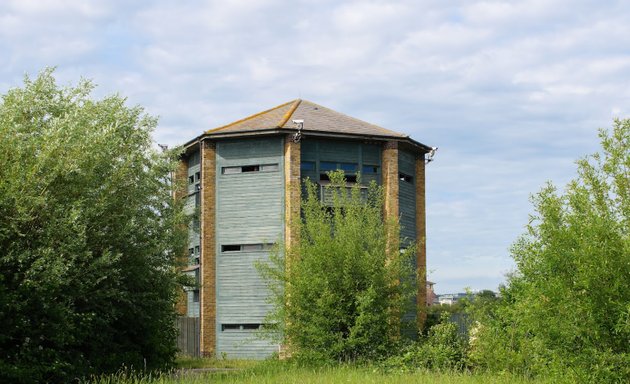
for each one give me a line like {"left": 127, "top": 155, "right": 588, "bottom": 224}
{"left": 206, "top": 99, "right": 408, "bottom": 139}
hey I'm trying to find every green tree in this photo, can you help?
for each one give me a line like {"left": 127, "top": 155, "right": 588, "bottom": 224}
{"left": 470, "top": 119, "right": 630, "bottom": 383}
{"left": 0, "top": 69, "right": 186, "bottom": 383}
{"left": 259, "top": 172, "right": 417, "bottom": 363}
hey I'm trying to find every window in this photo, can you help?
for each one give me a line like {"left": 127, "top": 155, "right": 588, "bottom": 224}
{"left": 221, "top": 244, "right": 241, "bottom": 252}
{"left": 221, "top": 243, "right": 273, "bottom": 252}
{"left": 241, "top": 165, "right": 260, "bottom": 173}
{"left": 301, "top": 161, "right": 315, "bottom": 171}
{"left": 222, "top": 163, "right": 279, "bottom": 174}
{"left": 222, "top": 166, "right": 241, "bottom": 175}
{"left": 221, "top": 324, "right": 262, "bottom": 331}
{"left": 319, "top": 161, "right": 337, "bottom": 172}
{"left": 399, "top": 173, "right": 413, "bottom": 183}
{"left": 188, "top": 175, "right": 194, "bottom": 184}
{"left": 362, "top": 165, "right": 379, "bottom": 174}
{"left": 340, "top": 163, "right": 358, "bottom": 172}
{"left": 260, "top": 164, "right": 279, "bottom": 172}
{"left": 192, "top": 290, "right": 200, "bottom": 302}
{"left": 195, "top": 171, "right": 200, "bottom": 181}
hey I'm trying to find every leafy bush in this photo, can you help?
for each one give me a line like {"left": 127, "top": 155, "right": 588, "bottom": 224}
{"left": 0, "top": 69, "right": 186, "bottom": 383}
{"left": 470, "top": 119, "right": 630, "bottom": 383}
{"left": 259, "top": 172, "right": 417, "bottom": 363}
{"left": 383, "top": 312, "right": 468, "bottom": 373}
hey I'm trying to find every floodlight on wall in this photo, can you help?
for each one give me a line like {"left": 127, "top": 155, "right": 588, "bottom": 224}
{"left": 426, "top": 147, "right": 438, "bottom": 164}
{"left": 292, "top": 119, "right": 304, "bottom": 143}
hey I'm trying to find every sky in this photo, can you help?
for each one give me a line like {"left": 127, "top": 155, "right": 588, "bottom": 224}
{"left": 1, "top": 0, "right": 629, "bottom": 294}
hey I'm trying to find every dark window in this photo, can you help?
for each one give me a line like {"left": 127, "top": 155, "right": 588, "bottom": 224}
{"left": 320, "top": 173, "right": 356, "bottom": 182}
{"left": 399, "top": 173, "right": 413, "bottom": 183}
{"left": 320, "top": 161, "right": 337, "bottom": 171}
{"left": 195, "top": 172, "right": 200, "bottom": 181}
{"left": 340, "top": 163, "right": 357, "bottom": 172}
{"left": 188, "top": 175, "right": 194, "bottom": 184}
{"left": 362, "top": 165, "right": 379, "bottom": 174}
{"left": 241, "top": 165, "right": 260, "bottom": 173}
{"left": 301, "top": 161, "right": 315, "bottom": 171}
{"left": 192, "top": 290, "right": 199, "bottom": 302}
{"left": 221, "top": 243, "right": 272, "bottom": 252}
{"left": 221, "top": 245, "right": 241, "bottom": 252}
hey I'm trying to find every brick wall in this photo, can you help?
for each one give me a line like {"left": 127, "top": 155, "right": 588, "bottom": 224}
{"left": 382, "top": 141, "right": 400, "bottom": 254}
{"left": 415, "top": 156, "right": 427, "bottom": 330}
{"left": 200, "top": 140, "right": 217, "bottom": 357}
{"left": 284, "top": 135, "right": 301, "bottom": 252}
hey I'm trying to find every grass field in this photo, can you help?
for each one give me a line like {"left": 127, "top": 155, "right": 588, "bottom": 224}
{"left": 88, "top": 359, "right": 555, "bottom": 384}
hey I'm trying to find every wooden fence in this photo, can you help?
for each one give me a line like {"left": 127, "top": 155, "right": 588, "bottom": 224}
{"left": 176, "top": 317, "right": 200, "bottom": 357}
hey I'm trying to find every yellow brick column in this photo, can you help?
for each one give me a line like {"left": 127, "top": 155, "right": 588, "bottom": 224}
{"left": 174, "top": 157, "right": 189, "bottom": 316}
{"left": 284, "top": 135, "right": 301, "bottom": 250}
{"left": 200, "top": 140, "right": 217, "bottom": 357}
{"left": 415, "top": 156, "right": 427, "bottom": 332}
{"left": 382, "top": 141, "right": 400, "bottom": 254}
{"left": 382, "top": 141, "right": 400, "bottom": 338}
{"left": 280, "top": 135, "right": 301, "bottom": 359}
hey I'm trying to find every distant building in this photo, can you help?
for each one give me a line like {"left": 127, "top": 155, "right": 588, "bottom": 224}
{"left": 426, "top": 281, "right": 439, "bottom": 306}
{"left": 437, "top": 292, "right": 469, "bottom": 305}
{"left": 176, "top": 99, "right": 435, "bottom": 358}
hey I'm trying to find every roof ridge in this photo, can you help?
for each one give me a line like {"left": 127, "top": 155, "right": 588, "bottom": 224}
{"left": 206, "top": 99, "right": 298, "bottom": 134}
{"left": 277, "top": 99, "right": 302, "bottom": 127}
{"left": 297, "top": 100, "right": 408, "bottom": 137}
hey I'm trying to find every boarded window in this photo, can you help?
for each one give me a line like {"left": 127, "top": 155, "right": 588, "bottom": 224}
{"left": 260, "top": 164, "right": 279, "bottom": 172}
{"left": 222, "top": 166, "right": 241, "bottom": 174}
{"left": 221, "top": 324, "right": 262, "bottom": 331}
{"left": 222, "top": 163, "right": 279, "bottom": 174}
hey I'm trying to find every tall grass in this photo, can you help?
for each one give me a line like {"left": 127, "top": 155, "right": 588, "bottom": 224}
{"left": 86, "top": 360, "right": 558, "bottom": 384}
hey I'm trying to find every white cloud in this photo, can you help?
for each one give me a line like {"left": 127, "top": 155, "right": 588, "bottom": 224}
{"left": 2, "top": 0, "right": 629, "bottom": 293}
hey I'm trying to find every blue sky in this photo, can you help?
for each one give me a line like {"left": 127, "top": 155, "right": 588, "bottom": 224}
{"left": 2, "top": 0, "right": 629, "bottom": 293}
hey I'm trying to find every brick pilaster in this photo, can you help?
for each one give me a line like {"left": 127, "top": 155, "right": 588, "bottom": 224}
{"left": 382, "top": 141, "right": 399, "bottom": 254}
{"left": 415, "top": 156, "right": 427, "bottom": 331}
{"left": 284, "top": 135, "right": 301, "bottom": 252}
{"left": 382, "top": 141, "right": 400, "bottom": 338}
{"left": 280, "top": 135, "right": 301, "bottom": 359}
{"left": 200, "top": 140, "right": 216, "bottom": 357}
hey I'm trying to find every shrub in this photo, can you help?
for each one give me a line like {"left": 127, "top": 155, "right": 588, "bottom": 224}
{"left": 0, "top": 69, "right": 186, "bottom": 383}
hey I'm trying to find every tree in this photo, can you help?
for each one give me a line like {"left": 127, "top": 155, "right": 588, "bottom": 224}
{"left": 259, "top": 172, "right": 417, "bottom": 363}
{"left": 0, "top": 69, "right": 186, "bottom": 383}
{"left": 470, "top": 119, "right": 630, "bottom": 383}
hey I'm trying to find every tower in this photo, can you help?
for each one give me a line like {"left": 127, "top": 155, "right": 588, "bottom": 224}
{"left": 177, "top": 99, "right": 433, "bottom": 358}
